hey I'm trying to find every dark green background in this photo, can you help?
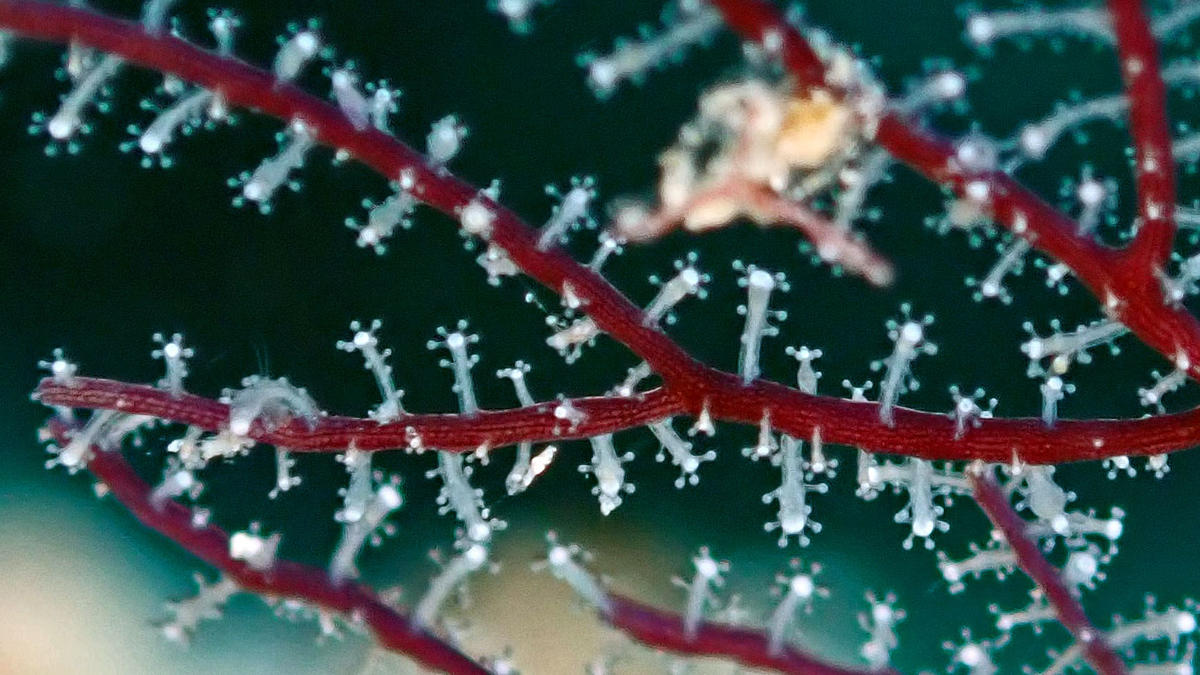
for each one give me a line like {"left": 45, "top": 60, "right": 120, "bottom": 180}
{"left": 1, "top": 0, "right": 1198, "bottom": 672}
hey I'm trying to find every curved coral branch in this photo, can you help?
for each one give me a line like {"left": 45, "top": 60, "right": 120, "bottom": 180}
{"left": 41, "top": 418, "right": 488, "bottom": 675}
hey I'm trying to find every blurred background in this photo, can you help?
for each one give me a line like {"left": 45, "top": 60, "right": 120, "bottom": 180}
{"left": 2, "top": 0, "right": 1199, "bottom": 672}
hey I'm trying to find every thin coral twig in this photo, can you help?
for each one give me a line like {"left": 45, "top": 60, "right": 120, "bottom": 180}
{"left": 970, "top": 469, "right": 1128, "bottom": 675}
{"left": 605, "top": 594, "right": 892, "bottom": 675}
{"left": 1108, "top": 0, "right": 1177, "bottom": 273}
{"left": 41, "top": 418, "right": 489, "bottom": 675}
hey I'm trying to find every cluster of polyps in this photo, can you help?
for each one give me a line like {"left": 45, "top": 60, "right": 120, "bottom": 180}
{"left": 21, "top": 0, "right": 1200, "bottom": 670}
{"left": 966, "top": 5, "right": 1200, "bottom": 162}
{"left": 938, "top": 463, "right": 1124, "bottom": 610}
{"left": 29, "top": 0, "right": 175, "bottom": 153}
{"left": 328, "top": 62, "right": 399, "bottom": 135}
{"left": 955, "top": 3, "right": 1200, "bottom": 436}
{"left": 119, "top": 9, "right": 240, "bottom": 168}
{"left": 531, "top": 534, "right": 944, "bottom": 662}
{"left": 1042, "top": 598, "right": 1197, "bottom": 675}
{"left": 969, "top": 175, "right": 1110, "bottom": 304}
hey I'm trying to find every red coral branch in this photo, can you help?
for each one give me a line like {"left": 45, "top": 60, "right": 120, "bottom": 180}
{"left": 35, "top": 372, "right": 1200, "bottom": 463}
{"left": 1108, "top": 0, "right": 1178, "bottom": 273}
{"left": 40, "top": 419, "right": 489, "bottom": 675}
{"left": 34, "top": 377, "right": 681, "bottom": 452}
{"left": 970, "top": 470, "right": 1128, "bottom": 675}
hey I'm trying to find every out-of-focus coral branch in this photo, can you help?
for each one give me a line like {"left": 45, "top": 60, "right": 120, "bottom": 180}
{"left": 41, "top": 418, "right": 489, "bottom": 675}
{"left": 605, "top": 594, "right": 893, "bottom": 675}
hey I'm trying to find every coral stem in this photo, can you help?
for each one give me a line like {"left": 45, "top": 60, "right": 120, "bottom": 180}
{"left": 1108, "top": 0, "right": 1177, "bottom": 273}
